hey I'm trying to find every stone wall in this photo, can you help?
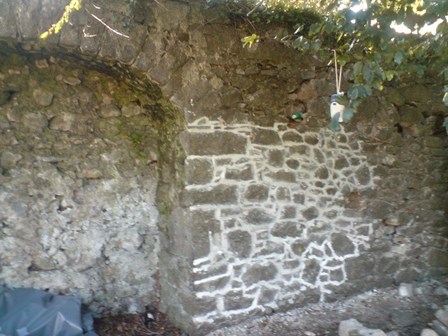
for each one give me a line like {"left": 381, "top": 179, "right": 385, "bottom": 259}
{"left": 0, "top": 50, "right": 163, "bottom": 314}
{"left": 0, "top": 1, "right": 447, "bottom": 335}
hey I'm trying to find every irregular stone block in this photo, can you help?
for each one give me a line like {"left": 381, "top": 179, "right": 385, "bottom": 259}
{"left": 98, "top": 104, "right": 121, "bottom": 118}
{"left": 243, "top": 208, "right": 275, "bottom": 225}
{"left": 356, "top": 166, "right": 371, "bottom": 185}
{"left": 0, "top": 151, "right": 22, "bottom": 170}
{"left": 242, "top": 262, "right": 278, "bottom": 286}
{"left": 32, "top": 88, "right": 53, "bottom": 107}
{"left": 276, "top": 187, "right": 291, "bottom": 201}
{"left": 302, "top": 259, "right": 320, "bottom": 284}
{"left": 22, "top": 112, "right": 48, "bottom": 130}
{"left": 267, "top": 170, "right": 296, "bottom": 183}
{"left": 286, "top": 159, "right": 300, "bottom": 170}
{"left": 192, "top": 296, "right": 217, "bottom": 316}
{"left": 267, "top": 148, "right": 284, "bottom": 167}
{"left": 345, "top": 254, "right": 375, "bottom": 280}
{"left": 271, "top": 221, "right": 301, "bottom": 238}
{"left": 304, "top": 134, "right": 319, "bottom": 145}
{"left": 302, "top": 206, "right": 319, "bottom": 220}
{"left": 224, "top": 290, "right": 254, "bottom": 311}
{"left": 191, "top": 210, "right": 221, "bottom": 258}
{"left": 183, "top": 185, "right": 238, "bottom": 206}
{"left": 49, "top": 113, "right": 76, "bottom": 132}
{"left": 225, "top": 164, "right": 254, "bottom": 181}
{"left": 331, "top": 232, "right": 355, "bottom": 256}
{"left": 281, "top": 205, "right": 296, "bottom": 219}
{"left": 282, "top": 131, "right": 303, "bottom": 143}
{"left": 244, "top": 184, "right": 269, "bottom": 202}
{"left": 186, "top": 158, "right": 213, "bottom": 185}
{"left": 315, "top": 166, "right": 329, "bottom": 179}
{"left": 259, "top": 287, "right": 277, "bottom": 305}
{"left": 183, "top": 131, "right": 247, "bottom": 155}
{"left": 227, "top": 230, "right": 252, "bottom": 258}
{"left": 251, "top": 128, "right": 281, "bottom": 145}
{"left": 334, "top": 156, "right": 350, "bottom": 169}
{"left": 291, "top": 240, "right": 306, "bottom": 256}
{"left": 195, "top": 275, "right": 230, "bottom": 292}
{"left": 436, "top": 308, "right": 448, "bottom": 327}
{"left": 194, "top": 263, "right": 228, "bottom": 281}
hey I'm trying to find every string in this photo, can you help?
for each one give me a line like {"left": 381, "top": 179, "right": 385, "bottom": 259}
{"left": 333, "top": 50, "right": 343, "bottom": 94}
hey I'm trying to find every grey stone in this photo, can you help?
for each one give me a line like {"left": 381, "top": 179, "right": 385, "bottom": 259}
{"left": 398, "top": 283, "right": 414, "bottom": 297}
{"left": 286, "top": 159, "right": 300, "bottom": 169}
{"left": 304, "top": 134, "right": 319, "bottom": 145}
{"left": 183, "top": 131, "right": 247, "bottom": 155}
{"left": 302, "top": 207, "right": 319, "bottom": 220}
{"left": 356, "top": 166, "right": 371, "bottom": 185}
{"left": 276, "top": 187, "right": 291, "bottom": 201}
{"left": 259, "top": 287, "right": 277, "bottom": 304}
{"left": 251, "top": 128, "right": 282, "bottom": 145}
{"left": 345, "top": 254, "right": 375, "bottom": 280}
{"left": 192, "top": 296, "right": 217, "bottom": 315}
{"left": 315, "top": 166, "right": 329, "bottom": 179}
{"left": 267, "top": 149, "right": 284, "bottom": 167}
{"left": 224, "top": 291, "right": 253, "bottom": 311}
{"left": 432, "top": 320, "right": 448, "bottom": 336}
{"left": 244, "top": 184, "right": 269, "bottom": 202}
{"left": 63, "top": 76, "right": 82, "bottom": 86}
{"left": 195, "top": 275, "right": 230, "bottom": 292}
{"left": 436, "top": 308, "right": 448, "bottom": 327}
{"left": 122, "top": 104, "right": 143, "bottom": 117}
{"left": 335, "top": 156, "right": 350, "bottom": 169}
{"left": 281, "top": 205, "right": 296, "bottom": 219}
{"left": 291, "top": 240, "right": 307, "bottom": 256}
{"left": 421, "top": 329, "right": 440, "bottom": 336}
{"left": 225, "top": 164, "right": 254, "bottom": 181}
{"left": 182, "top": 185, "right": 238, "bottom": 206}
{"left": 49, "top": 113, "right": 76, "bottom": 131}
{"left": 244, "top": 208, "right": 275, "bottom": 225}
{"left": 227, "top": 230, "right": 252, "bottom": 258}
{"left": 32, "top": 88, "right": 53, "bottom": 106}
{"left": 98, "top": 104, "right": 121, "bottom": 118}
{"left": 0, "top": 151, "right": 22, "bottom": 170}
{"left": 191, "top": 210, "right": 221, "bottom": 258}
{"left": 331, "top": 232, "right": 356, "bottom": 256}
{"left": 267, "top": 170, "right": 296, "bottom": 183}
{"left": 186, "top": 158, "right": 213, "bottom": 185}
{"left": 271, "top": 221, "right": 301, "bottom": 238}
{"left": 282, "top": 131, "right": 303, "bottom": 143}
{"left": 302, "top": 259, "right": 320, "bottom": 284}
{"left": 22, "top": 112, "right": 48, "bottom": 130}
{"left": 242, "top": 262, "right": 278, "bottom": 286}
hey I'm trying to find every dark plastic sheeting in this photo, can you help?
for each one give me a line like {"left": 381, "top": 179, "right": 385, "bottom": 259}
{"left": 0, "top": 286, "right": 98, "bottom": 336}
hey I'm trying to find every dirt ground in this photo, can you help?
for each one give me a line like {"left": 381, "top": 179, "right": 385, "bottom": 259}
{"left": 94, "top": 279, "right": 448, "bottom": 336}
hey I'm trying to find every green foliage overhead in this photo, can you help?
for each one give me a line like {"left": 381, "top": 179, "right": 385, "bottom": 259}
{"left": 233, "top": 0, "right": 448, "bottom": 128}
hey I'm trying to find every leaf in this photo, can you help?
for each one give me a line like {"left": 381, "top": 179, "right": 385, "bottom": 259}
{"left": 292, "top": 111, "right": 303, "bottom": 120}
{"left": 329, "top": 112, "right": 341, "bottom": 132}
{"left": 309, "top": 23, "right": 322, "bottom": 36}
{"left": 241, "top": 34, "right": 260, "bottom": 48}
{"left": 353, "top": 61, "right": 363, "bottom": 76}
{"left": 443, "top": 92, "right": 448, "bottom": 106}
{"left": 343, "top": 108, "right": 354, "bottom": 122}
{"left": 385, "top": 70, "right": 396, "bottom": 81}
{"left": 394, "top": 51, "right": 404, "bottom": 65}
{"left": 336, "top": 95, "right": 349, "bottom": 105}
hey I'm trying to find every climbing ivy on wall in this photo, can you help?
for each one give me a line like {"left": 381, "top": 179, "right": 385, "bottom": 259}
{"left": 233, "top": 0, "right": 448, "bottom": 130}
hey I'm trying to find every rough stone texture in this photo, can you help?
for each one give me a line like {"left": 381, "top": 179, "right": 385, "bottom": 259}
{"left": 0, "top": 1, "right": 447, "bottom": 335}
{"left": 0, "top": 54, "right": 161, "bottom": 316}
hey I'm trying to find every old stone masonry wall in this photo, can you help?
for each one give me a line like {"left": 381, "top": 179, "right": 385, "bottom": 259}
{"left": 182, "top": 117, "right": 377, "bottom": 326}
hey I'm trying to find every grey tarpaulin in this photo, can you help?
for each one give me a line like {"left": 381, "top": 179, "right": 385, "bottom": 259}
{"left": 0, "top": 286, "right": 98, "bottom": 336}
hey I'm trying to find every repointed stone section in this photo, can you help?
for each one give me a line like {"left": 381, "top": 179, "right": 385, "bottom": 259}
{"left": 182, "top": 131, "right": 248, "bottom": 155}
{"left": 242, "top": 262, "right": 278, "bottom": 286}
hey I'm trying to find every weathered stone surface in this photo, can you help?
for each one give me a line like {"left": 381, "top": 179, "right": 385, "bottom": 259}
{"left": 224, "top": 291, "right": 254, "bottom": 311}
{"left": 302, "top": 207, "right": 319, "bottom": 220}
{"left": 225, "top": 164, "right": 254, "bottom": 181}
{"left": 267, "top": 149, "right": 284, "bottom": 167}
{"left": 98, "top": 104, "right": 121, "bottom": 118}
{"left": 242, "top": 263, "right": 278, "bottom": 286}
{"left": 244, "top": 184, "right": 269, "bottom": 202}
{"left": 244, "top": 208, "right": 275, "bottom": 225}
{"left": 191, "top": 210, "right": 221, "bottom": 258}
{"left": 183, "top": 185, "right": 238, "bottom": 206}
{"left": 251, "top": 128, "right": 282, "bottom": 145}
{"left": 282, "top": 131, "right": 303, "bottom": 143}
{"left": 183, "top": 131, "right": 247, "bottom": 155}
{"left": 302, "top": 259, "right": 320, "bottom": 284}
{"left": 22, "top": 112, "right": 48, "bottom": 130}
{"left": 186, "top": 158, "right": 213, "bottom": 185}
{"left": 227, "top": 230, "right": 252, "bottom": 258}
{"left": 32, "top": 88, "right": 53, "bottom": 106}
{"left": 0, "top": 151, "right": 22, "bottom": 170}
{"left": 331, "top": 233, "right": 356, "bottom": 256}
{"left": 49, "top": 113, "right": 76, "bottom": 131}
{"left": 271, "top": 221, "right": 301, "bottom": 238}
